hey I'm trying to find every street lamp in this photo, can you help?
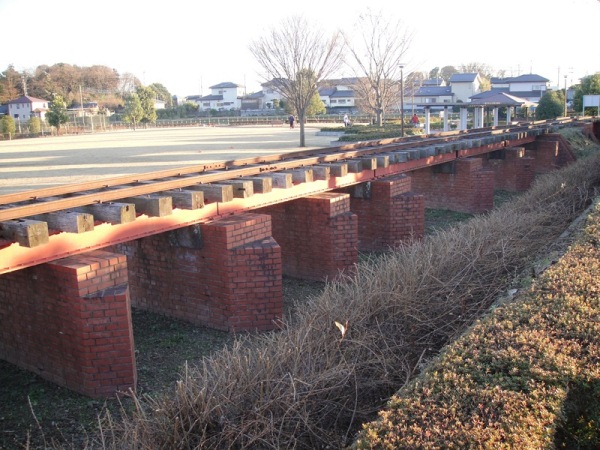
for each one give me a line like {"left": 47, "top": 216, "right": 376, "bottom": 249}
{"left": 399, "top": 64, "right": 405, "bottom": 137}
{"left": 563, "top": 75, "right": 568, "bottom": 117}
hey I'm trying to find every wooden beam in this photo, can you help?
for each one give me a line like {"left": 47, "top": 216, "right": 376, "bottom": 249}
{"left": 0, "top": 219, "right": 49, "bottom": 247}
{"left": 312, "top": 165, "right": 330, "bottom": 181}
{"left": 79, "top": 202, "right": 137, "bottom": 225}
{"left": 324, "top": 162, "right": 348, "bottom": 177}
{"left": 283, "top": 168, "right": 313, "bottom": 184}
{"left": 190, "top": 184, "right": 234, "bottom": 203}
{"left": 121, "top": 195, "right": 173, "bottom": 217}
{"left": 239, "top": 176, "right": 273, "bottom": 194}
{"left": 31, "top": 211, "right": 94, "bottom": 234}
{"left": 219, "top": 179, "right": 255, "bottom": 198}
{"left": 165, "top": 189, "right": 205, "bottom": 210}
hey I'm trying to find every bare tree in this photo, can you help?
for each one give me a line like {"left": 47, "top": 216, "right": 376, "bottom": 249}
{"left": 250, "top": 15, "right": 344, "bottom": 147}
{"left": 344, "top": 10, "right": 413, "bottom": 126}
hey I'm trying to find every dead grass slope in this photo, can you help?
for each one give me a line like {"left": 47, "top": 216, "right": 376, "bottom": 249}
{"left": 97, "top": 130, "right": 600, "bottom": 449}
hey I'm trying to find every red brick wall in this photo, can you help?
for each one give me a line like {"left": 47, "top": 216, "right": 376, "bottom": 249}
{"left": 114, "top": 213, "right": 282, "bottom": 332}
{"left": 410, "top": 158, "right": 495, "bottom": 213}
{"left": 0, "top": 250, "right": 135, "bottom": 398}
{"left": 483, "top": 147, "right": 535, "bottom": 192}
{"left": 257, "top": 193, "right": 358, "bottom": 281}
{"left": 525, "top": 134, "right": 576, "bottom": 174}
{"left": 346, "top": 175, "right": 425, "bottom": 252}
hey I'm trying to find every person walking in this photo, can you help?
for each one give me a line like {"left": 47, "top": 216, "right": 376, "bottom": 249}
{"left": 343, "top": 114, "right": 350, "bottom": 127}
{"left": 288, "top": 114, "right": 295, "bottom": 129}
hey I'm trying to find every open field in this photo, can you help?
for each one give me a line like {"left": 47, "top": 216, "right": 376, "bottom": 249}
{"left": 0, "top": 124, "right": 338, "bottom": 195}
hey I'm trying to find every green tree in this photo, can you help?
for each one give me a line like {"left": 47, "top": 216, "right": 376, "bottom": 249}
{"left": 1, "top": 115, "right": 16, "bottom": 139}
{"left": 573, "top": 73, "right": 600, "bottom": 114}
{"left": 46, "top": 95, "right": 69, "bottom": 133}
{"left": 136, "top": 86, "right": 157, "bottom": 124}
{"left": 536, "top": 90, "right": 564, "bottom": 119}
{"left": 28, "top": 117, "right": 41, "bottom": 134}
{"left": 148, "top": 83, "right": 173, "bottom": 108}
{"left": 250, "top": 15, "right": 344, "bottom": 147}
{"left": 306, "top": 91, "right": 326, "bottom": 116}
{"left": 123, "top": 93, "right": 144, "bottom": 130}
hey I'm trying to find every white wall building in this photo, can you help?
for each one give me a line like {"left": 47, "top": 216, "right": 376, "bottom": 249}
{"left": 8, "top": 95, "right": 49, "bottom": 121}
{"left": 448, "top": 73, "right": 482, "bottom": 103}
{"left": 186, "top": 82, "right": 245, "bottom": 111}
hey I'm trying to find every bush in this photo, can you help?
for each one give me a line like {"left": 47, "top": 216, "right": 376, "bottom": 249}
{"left": 356, "top": 201, "right": 600, "bottom": 448}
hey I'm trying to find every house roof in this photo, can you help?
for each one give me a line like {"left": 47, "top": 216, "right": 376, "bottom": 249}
{"left": 470, "top": 88, "right": 509, "bottom": 100}
{"left": 469, "top": 91, "right": 536, "bottom": 107}
{"left": 416, "top": 86, "right": 453, "bottom": 96}
{"left": 209, "top": 82, "right": 241, "bottom": 89}
{"left": 493, "top": 74, "right": 550, "bottom": 84}
{"left": 8, "top": 95, "right": 48, "bottom": 104}
{"left": 330, "top": 90, "right": 354, "bottom": 98}
{"left": 200, "top": 95, "right": 223, "bottom": 101}
{"left": 423, "top": 78, "right": 445, "bottom": 86}
{"left": 245, "top": 91, "right": 264, "bottom": 99}
{"left": 318, "top": 88, "right": 336, "bottom": 96}
{"left": 449, "top": 73, "right": 478, "bottom": 83}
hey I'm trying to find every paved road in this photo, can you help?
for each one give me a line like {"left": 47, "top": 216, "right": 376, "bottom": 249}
{"left": 0, "top": 125, "right": 339, "bottom": 195}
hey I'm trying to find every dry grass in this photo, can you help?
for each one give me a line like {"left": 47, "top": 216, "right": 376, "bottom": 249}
{"left": 89, "top": 135, "right": 600, "bottom": 449}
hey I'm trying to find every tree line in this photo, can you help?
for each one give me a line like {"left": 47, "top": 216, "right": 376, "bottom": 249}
{"left": 2, "top": 10, "right": 599, "bottom": 145}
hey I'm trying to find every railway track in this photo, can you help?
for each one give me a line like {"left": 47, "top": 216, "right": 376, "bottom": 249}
{"left": 0, "top": 118, "right": 590, "bottom": 274}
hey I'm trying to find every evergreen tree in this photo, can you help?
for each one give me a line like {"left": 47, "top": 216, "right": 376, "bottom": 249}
{"left": 123, "top": 93, "right": 144, "bottom": 130}
{"left": 46, "top": 95, "right": 69, "bottom": 133}
{"left": 536, "top": 90, "right": 565, "bottom": 119}
{"left": 0, "top": 115, "right": 16, "bottom": 139}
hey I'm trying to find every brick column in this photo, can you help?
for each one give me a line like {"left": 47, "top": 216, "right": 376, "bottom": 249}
{"left": 410, "top": 158, "right": 495, "bottom": 214}
{"left": 117, "top": 213, "right": 282, "bottom": 332}
{"left": 525, "top": 134, "right": 576, "bottom": 174}
{"left": 257, "top": 193, "right": 358, "bottom": 281}
{"left": 347, "top": 174, "right": 425, "bottom": 252}
{"left": 0, "top": 250, "right": 135, "bottom": 398}
{"left": 484, "top": 147, "right": 535, "bottom": 192}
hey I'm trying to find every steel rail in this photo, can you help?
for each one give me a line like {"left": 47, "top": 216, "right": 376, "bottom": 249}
{"left": 0, "top": 119, "right": 583, "bottom": 223}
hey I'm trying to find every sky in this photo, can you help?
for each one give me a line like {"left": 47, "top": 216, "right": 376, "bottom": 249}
{"left": 1, "top": 0, "right": 598, "bottom": 99}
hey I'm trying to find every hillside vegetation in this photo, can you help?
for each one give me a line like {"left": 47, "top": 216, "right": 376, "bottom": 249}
{"left": 355, "top": 198, "right": 600, "bottom": 448}
{"left": 85, "top": 127, "right": 600, "bottom": 449}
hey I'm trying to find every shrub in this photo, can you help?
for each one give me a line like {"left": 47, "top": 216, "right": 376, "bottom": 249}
{"left": 356, "top": 201, "right": 600, "bottom": 448}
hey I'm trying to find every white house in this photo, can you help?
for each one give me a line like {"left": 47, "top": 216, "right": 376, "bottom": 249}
{"left": 241, "top": 79, "right": 286, "bottom": 110}
{"left": 318, "top": 80, "right": 357, "bottom": 114}
{"left": 187, "top": 82, "right": 245, "bottom": 111}
{"left": 8, "top": 95, "right": 49, "bottom": 121}
{"left": 413, "top": 83, "right": 454, "bottom": 108}
{"left": 490, "top": 74, "right": 549, "bottom": 102}
{"left": 448, "top": 73, "right": 482, "bottom": 103}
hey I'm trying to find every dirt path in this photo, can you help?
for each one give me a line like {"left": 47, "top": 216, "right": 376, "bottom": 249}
{"left": 0, "top": 125, "right": 337, "bottom": 195}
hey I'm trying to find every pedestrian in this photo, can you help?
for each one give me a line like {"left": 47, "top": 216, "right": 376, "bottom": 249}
{"left": 288, "top": 114, "right": 295, "bottom": 129}
{"left": 343, "top": 114, "right": 350, "bottom": 127}
{"left": 411, "top": 113, "right": 420, "bottom": 127}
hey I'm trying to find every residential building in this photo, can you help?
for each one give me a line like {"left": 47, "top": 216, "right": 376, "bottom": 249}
{"left": 241, "top": 79, "right": 286, "bottom": 111}
{"left": 7, "top": 95, "right": 49, "bottom": 121}
{"left": 489, "top": 74, "right": 550, "bottom": 103}
{"left": 448, "top": 73, "right": 482, "bottom": 103}
{"left": 413, "top": 82, "right": 454, "bottom": 108}
{"left": 318, "top": 79, "right": 358, "bottom": 114}
{"left": 186, "top": 82, "right": 245, "bottom": 111}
